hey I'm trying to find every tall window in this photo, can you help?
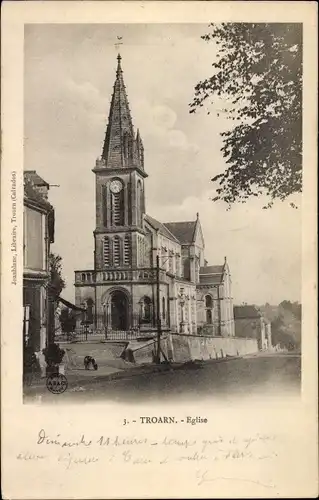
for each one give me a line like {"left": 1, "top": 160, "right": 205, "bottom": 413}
{"left": 85, "top": 298, "right": 94, "bottom": 324}
{"left": 162, "top": 296, "right": 166, "bottom": 321}
{"left": 205, "top": 295, "right": 213, "bottom": 324}
{"left": 137, "top": 180, "right": 143, "bottom": 226}
{"left": 103, "top": 237, "right": 110, "bottom": 267}
{"left": 111, "top": 191, "right": 124, "bottom": 226}
{"left": 124, "top": 235, "right": 131, "bottom": 266}
{"left": 102, "top": 185, "right": 108, "bottom": 226}
{"left": 113, "top": 236, "right": 121, "bottom": 267}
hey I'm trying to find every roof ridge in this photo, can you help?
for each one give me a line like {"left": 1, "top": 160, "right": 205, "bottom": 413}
{"left": 164, "top": 220, "right": 196, "bottom": 225}
{"left": 145, "top": 214, "right": 180, "bottom": 243}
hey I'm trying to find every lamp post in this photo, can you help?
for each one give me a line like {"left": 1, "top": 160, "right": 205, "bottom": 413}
{"left": 155, "top": 254, "right": 161, "bottom": 364}
{"left": 155, "top": 252, "right": 174, "bottom": 364}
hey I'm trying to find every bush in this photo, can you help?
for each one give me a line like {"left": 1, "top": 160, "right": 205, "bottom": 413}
{"left": 43, "top": 343, "right": 65, "bottom": 367}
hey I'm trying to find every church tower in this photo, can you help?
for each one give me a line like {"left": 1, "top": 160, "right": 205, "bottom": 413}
{"left": 93, "top": 54, "right": 147, "bottom": 270}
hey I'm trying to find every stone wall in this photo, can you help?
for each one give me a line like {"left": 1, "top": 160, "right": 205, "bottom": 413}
{"left": 170, "top": 334, "right": 258, "bottom": 363}
{"left": 59, "top": 341, "right": 126, "bottom": 368}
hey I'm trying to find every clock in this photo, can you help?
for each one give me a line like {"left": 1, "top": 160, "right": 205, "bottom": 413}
{"left": 110, "top": 180, "right": 123, "bottom": 194}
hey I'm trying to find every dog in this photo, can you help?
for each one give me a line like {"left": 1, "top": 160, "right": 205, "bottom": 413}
{"left": 84, "top": 355, "right": 98, "bottom": 371}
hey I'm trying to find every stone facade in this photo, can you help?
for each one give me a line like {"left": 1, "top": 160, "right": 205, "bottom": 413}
{"left": 23, "top": 172, "right": 55, "bottom": 352}
{"left": 74, "top": 54, "right": 235, "bottom": 342}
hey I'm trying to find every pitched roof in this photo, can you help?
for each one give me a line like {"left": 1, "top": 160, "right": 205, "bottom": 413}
{"left": 145, "top": 214, "right": 179, "bottom": 243}
{"left": 24, "top": 173, "right": 53, "bottom": 211}
{"left": 24, "top": 170, "right": 49, "bottom": 187}
{"left": 199, "top": 274, "right": 224, "bottom": 285}
{"left": 234, "top": 305, "right": 261, "bottom": 319}
{"left": 198, "top": 263, "right": 225, "bottom": 285}
{"left": 163, "top": 221, "right": 197, "bottom": 244}
{"left": 200, "top": 265, "right": 224, "bottom": 275}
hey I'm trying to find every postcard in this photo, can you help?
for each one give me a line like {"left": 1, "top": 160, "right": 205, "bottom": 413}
{"left": 1, "top": 1, "right": 318, "bottom": 498}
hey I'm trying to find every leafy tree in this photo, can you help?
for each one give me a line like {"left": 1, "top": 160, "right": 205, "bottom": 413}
{"left": 47, "top": 253, "right": 65, "bottom": 343}
{"left": 279, "top": 300, "right": 302, "bottom": 320}
{"left": 190, "top": 23, "right": 302, "bottom": 208}
{"left": 48, "top": 253, "right": 65, "bottom": 299}
{"left": 271, "top": 314, "right": 297, "bottom": 350}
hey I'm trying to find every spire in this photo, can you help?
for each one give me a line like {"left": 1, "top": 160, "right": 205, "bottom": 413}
{"left": 101, "top": 54, "right": 135, "bottom": 168}
{"left": 116, "top": 53, "right": 122, "bottom": 74}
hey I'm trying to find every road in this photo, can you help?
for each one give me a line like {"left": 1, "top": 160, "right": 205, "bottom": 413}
{"left": 24, "top": 353, "right": 301, "bottom": 404}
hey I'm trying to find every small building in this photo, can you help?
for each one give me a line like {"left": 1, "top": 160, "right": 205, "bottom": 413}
{"left": 234, "top": 305, "right": 272, "bottom": 350}
{"left": 23, "top": 172, "right": 54, "bottom": 354}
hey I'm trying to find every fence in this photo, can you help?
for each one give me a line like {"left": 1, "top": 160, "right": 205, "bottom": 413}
{"left": 55, "top": 327, "right": 156, "bottom": 343}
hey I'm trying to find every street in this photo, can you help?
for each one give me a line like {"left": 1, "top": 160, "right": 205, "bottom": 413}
{"left": 24, "top": 353, "right": 301, "bottom": 405}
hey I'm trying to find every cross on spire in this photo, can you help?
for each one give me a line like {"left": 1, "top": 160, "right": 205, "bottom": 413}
{"left": 114, "top": 36, "right": 123, "bottom": 52}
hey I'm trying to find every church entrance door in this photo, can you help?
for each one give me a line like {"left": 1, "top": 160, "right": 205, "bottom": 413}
{"left": 110, "top": 291, "right": 129, "bottom": 330}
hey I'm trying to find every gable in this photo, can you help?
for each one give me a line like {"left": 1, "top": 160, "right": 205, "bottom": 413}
{"left": 193, "top": 218, "right": 205, "bottom": 249}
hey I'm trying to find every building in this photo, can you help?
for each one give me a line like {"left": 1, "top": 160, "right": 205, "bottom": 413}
{"left": 234, "top": 305, "right": 272, "bottom": 350}
{"left": 74, "top": 54, "right": 235, "bottom": 343}
{"left": 23, "top": 171, "right": 55, "bottom": 354}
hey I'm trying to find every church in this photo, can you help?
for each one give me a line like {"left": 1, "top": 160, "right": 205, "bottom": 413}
{"left": 74, "top": 54, "right": 235, "bottom": 342}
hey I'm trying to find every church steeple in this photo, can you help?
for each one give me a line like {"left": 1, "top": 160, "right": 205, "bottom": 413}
{"left": 100, "top": 54, "right": 144, "bottom": 172}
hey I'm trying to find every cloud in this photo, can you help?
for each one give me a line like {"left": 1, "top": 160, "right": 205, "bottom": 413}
{"left": 153, "top": 104, "right": 177, "bottom": 129}
{"left": 134, "top": 99, "right": 198, "bottom": 152}
{"left": 65, "top": 79, "right": 106, "bottom": 110}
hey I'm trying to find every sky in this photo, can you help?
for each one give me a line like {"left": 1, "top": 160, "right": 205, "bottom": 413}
{"left": 24, "top": 24, "right": 301, "bottom": 305}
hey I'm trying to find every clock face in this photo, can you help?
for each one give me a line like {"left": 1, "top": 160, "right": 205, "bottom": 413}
{"left": 110, "top": 180, "right": 123, "bottom": 194}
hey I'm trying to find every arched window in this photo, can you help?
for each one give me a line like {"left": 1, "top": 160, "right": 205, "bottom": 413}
{"left": 140, "top": 296, "right": 152, "bottom": 323}
{"left": 205, "top": 295, "right": 213, "bottom": 308}
{"left": 81, "top": 273, "right": 86, "bottom": 282}
{"left": 124, "top": 235, "right": 131, "bottom": 266}
{"left": 205, "top": 295, "right": 213, "bottom": 324}
{"left": 162, "top": 296, "right": 166, "bottom": 320}
{"left": 113, "top": 236, "right": 121, "bottom": 267}
{"left": 103, "top": 237, "right": 110, "bottom": 267}
{"left": 136, "top": 180, "right": 143, "bottom": 226}
{"left": 102, "top": 185, "right": 108, "bottom": 226}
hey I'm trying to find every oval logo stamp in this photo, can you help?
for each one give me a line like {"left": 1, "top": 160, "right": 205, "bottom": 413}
{"left": 46, "top": 373, "right": 68, "bottom": 394}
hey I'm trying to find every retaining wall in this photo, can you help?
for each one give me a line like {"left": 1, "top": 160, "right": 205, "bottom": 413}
{"left": 59, "top": 341, "right": 127, "bottom": 368}
{"left": 170, "top": 334, "right": 258, "bottom": 363}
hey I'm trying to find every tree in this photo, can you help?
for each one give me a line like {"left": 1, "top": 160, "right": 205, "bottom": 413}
{"left": 47, "top": 253, "right": 65, "bottom": 343}
{"left": 271, "top": 314, "right": 297, "bottom": 350}
{"left": 48, "top": 253, "right": 65, "bottom": 299}
{"left": 279, "top": 300, "right": 302, "bottom": 320}
{"left": 190, "top": 23, "right": 302, "bottom": 208}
